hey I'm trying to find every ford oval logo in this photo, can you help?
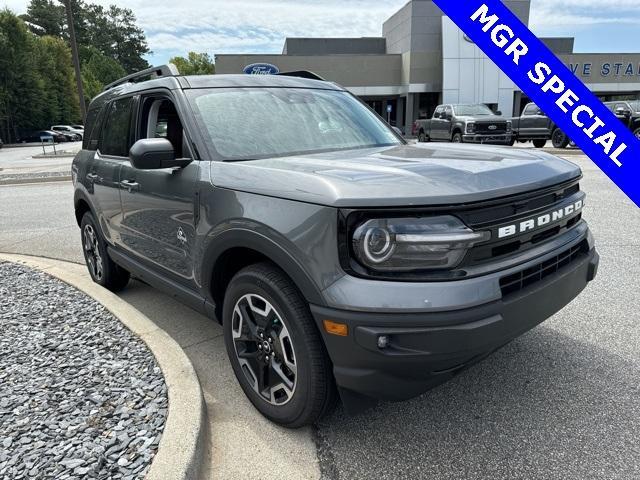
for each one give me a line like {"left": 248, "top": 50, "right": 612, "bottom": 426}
{"left": 488, "top": 125, "right": 497, "bottom": 130}
{"left": 243, "top": 63, "right": 280, "bottom": 75}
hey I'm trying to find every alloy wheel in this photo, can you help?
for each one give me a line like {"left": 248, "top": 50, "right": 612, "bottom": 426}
{"left": 83, "top": 224, "right": 103, "bottom": 281}
{"left": 231, "top": 294, "right": 297, "bottom": 406}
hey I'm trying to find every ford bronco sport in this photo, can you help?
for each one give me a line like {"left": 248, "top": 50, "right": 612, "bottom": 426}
{"left": 72, "top": 65, "right": 599, "bottom": 428}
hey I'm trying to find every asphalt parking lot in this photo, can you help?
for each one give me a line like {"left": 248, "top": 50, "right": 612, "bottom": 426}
{"left": 0, "top": 145, "right": 638, "bottom": 479}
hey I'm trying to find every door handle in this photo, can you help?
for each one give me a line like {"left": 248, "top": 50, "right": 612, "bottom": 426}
{"left": 120, "top": 179, "right": 140, "bottom": 192}
{"left": 86, "top": 172, "right": 98, "bottom": 181}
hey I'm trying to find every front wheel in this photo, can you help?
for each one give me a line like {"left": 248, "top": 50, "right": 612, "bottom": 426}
{"left": 634, "top": 127, "right": 640, "bottom": 141}
{"left": 452, "top": 132, "right": 463, "bottom": 143}
{"left": 551, "top": 129, "right": 570, "bottom": 149}
{"left": 80, "top": 212, "right": 130, "bottom": 292}
{"left": 223, "top": 262, "right": 336, "bottom": 428}
{"left": 533, "top": 139, "right": 547, "bottom": 148}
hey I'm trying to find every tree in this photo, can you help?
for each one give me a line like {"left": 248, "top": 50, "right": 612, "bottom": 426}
{"left": 169, "top": 52, "right": 215, "bottom": 76}
{"left": 34, "top": 35, "right": 80, "bottom": 124}
{"left": 82, "top": 3, "right": 149, "bottom": 73}
{"left": 0, "top": 10, "right": 47, "bottom": 142}
{"left": 20, "top": 0, "right": 65, "bottom": 37}
{"left": 81, "top": 46, "right": 126, "bottom": 102}
{"left": 23, "top": 0, "right": 150, "bottom": 74}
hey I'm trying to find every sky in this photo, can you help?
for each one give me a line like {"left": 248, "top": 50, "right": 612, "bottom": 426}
{"left": 2, "top": 0, "right": 639, "bottom": 65}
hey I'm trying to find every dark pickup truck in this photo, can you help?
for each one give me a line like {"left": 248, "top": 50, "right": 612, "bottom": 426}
{"left": 605, "top": 100, "right": 640, "bottom": 140}
{"left": 413, "top": 104, "right": 513, "bottom": 145}
{"left": 510, "top": 102, "right": 572, "bottom": 149}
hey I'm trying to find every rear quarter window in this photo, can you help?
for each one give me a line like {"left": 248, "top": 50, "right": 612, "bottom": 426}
{"left": 83, "top": 105, "right": 104, "bottom": 150}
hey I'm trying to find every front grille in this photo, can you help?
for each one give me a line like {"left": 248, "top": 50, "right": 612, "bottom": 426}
{"left": 475, "top": 122, "right": 507, "bottom": 134}
{"left": 460, "top": 181, "right": 585, "bottom": 267}
{"left": 499, "top": 241, "right": 588, "bottom": 297}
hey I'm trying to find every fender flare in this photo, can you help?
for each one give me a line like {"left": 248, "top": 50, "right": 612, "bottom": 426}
{"left": 199, "top": 228, "right": 326, "bottom": 307}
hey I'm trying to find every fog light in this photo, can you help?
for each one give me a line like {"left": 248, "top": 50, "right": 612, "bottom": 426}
{"left": 323, "top": 320, "right": 349, "bottom": 337}
{"left": 377, "top": 335, "right": 390, "bottom": 349}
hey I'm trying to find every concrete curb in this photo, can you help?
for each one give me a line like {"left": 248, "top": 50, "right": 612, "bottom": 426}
{"left": 0, "top": 253, "right": 206, "bottom": 480}
{"left": 0, "top": 176, "right": 72, "bottom": 186}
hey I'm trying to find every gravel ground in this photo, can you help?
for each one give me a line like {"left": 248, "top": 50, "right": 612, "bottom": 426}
{"left": 0, "top": 262, "right": 168, "bottom": 479}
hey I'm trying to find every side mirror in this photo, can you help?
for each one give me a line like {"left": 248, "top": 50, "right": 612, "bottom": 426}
{"left": 495, "top": 110, "right": 503, "bottom": 116}
{"left": 129, "top": 138, "right": 191, "bottom": 170}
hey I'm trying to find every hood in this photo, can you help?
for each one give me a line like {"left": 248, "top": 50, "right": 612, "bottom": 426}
{"left": 457, "top": 115, "right": 508, "bottom": 122}
{"left": 210, "top": 143, "right": 581, "bottom": 208}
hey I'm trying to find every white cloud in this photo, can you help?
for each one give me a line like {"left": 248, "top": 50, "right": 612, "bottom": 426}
{"left": 530, "top": 0, "right": 640, "bottom": 31}
{"left": 1, "top": 0, "right": 407, "bottom": 60}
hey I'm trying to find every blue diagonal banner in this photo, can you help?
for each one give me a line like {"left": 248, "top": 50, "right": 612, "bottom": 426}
{"left": 432, "top": 0, "right": 640, "bottom": 208}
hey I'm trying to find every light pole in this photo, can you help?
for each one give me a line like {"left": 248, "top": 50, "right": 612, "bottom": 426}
{"left": 61, "top": 0, "right": 86, "bottom": 122}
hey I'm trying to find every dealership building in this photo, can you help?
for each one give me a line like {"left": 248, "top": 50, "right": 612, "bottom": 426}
{"left": 215, "top": 0, "right": 640, "bottom": 134}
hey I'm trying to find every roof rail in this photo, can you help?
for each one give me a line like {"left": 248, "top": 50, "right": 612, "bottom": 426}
{"left": 103, "top": 64, "right": 180, "bottom": 91}
{"left": 277, "top": 70, "right": 326, "bottom": 81}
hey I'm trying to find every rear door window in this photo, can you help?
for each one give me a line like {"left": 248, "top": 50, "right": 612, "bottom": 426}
{"left": 100, "top": 97, "right": 134, "bottom": 157}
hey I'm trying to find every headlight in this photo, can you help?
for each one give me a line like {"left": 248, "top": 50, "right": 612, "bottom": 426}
{"left": 506, "top": 120, "right": 512, "bottom": 132}
{"left": 466, "top": 122, "right": 476, "bottom": 134}
{"left": 352, "top": 216, "right": 490, "bottom": 272}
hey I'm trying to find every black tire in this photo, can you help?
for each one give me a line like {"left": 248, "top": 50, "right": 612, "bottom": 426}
{"left": 80, "top": 212, "right": 130, "bottom": 292}
{"left": 551, "top": 129, "right": 570, "bottom": 149}
{"left": 222, "top": 262, "right": 336, "bottom": 428}
{"left": 508, "top": 137, "right": 517, "bottom": 147}
{"left": 452, "top": 132, "right": 463, "bottom": 143}
{"left": 418, "top": 130, "right": 429, "bottom": 142}
{"left": 533, "top": 139, "right": 547, "bottom": 148}
{"left": 633, "top": 127, "right": 640, "bottom": 141}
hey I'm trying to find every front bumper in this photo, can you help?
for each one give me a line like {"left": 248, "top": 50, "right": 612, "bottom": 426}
{"left": 311, "top": 244, "right": 599, "bottom": 404}
{"left": 463, "top": 133, "right": 513, "bottom": 144}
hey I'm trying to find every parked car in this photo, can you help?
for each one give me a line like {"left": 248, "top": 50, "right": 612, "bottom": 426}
{"left": 604, "top": 100, "right": 640, "bottom": 140}
{"left": 413, "top": 104, "right": 513, "bottom": 145}
{"left": 73, "top": 65, "right": 598, "bottom": 427}
{"left": 20, "top": 130, "right": 69, "bottom": 143}
{"left": 510, "top": 103, "right": 575, "bottom": 149}
{"left": 52, "top": 124, "right": 84, "bottom": 140}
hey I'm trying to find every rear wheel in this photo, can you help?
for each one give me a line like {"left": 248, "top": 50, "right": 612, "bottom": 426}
{"left": 452, "top": 132, "right": 463, "bottom": 143}
{"left": 533, "top": 139, "right": 547, "bottom": 148}
{"left": 80, "top": 212, "right": 129, "bottom": 292}
{"left": 551, "top": 129, "right": 570, "bottom": 149}
{"left": 223, "top": 262, "right": 336, "bottom": 428}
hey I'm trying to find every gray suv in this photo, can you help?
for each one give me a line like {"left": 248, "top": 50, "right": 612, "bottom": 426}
{"left": 72, "top": 65, "right": 599, "bottom": 427}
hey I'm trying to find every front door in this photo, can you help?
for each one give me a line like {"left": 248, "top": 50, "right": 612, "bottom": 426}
{"left": 519, "top": 103, "right": 548, "bottom": 138}
{"left": 88, "top": 97, "right": 135, "bottom": 243}
{"left": 117, "top": 92, "right": 200, "bottom": 285}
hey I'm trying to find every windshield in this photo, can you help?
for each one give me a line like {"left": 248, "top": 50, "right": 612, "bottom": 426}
{"left": 453, "top": 104, "right": 495, "bottom": 116}
{"left": 187, "top": 88, "right": 401, "bottom": 161}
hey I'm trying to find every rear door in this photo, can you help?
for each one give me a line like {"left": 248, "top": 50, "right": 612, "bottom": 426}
{"left": 117, "top": 90, "right": 200, "bottom": 285}
{"left": 88, "top": 97, "right": 135, "bottom": 243}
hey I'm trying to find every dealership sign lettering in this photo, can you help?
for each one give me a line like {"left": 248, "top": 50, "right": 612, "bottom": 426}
{"left": 243, "top": 63, "right": 280, "bottom": 75}
{"left": 432, "top": 0, "right": 640, "bottom": 208}
{"left": 570, "top": 62, "right": 640, "bottom": 77}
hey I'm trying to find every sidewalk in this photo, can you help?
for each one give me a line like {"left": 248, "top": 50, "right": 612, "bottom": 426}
{"left": 0, "top": 143, "right": 80, "bottom": 185}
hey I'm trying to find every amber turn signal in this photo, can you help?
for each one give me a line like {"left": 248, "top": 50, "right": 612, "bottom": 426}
{"left": 323, "top": 320, "right": 349, "bottom": 337}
